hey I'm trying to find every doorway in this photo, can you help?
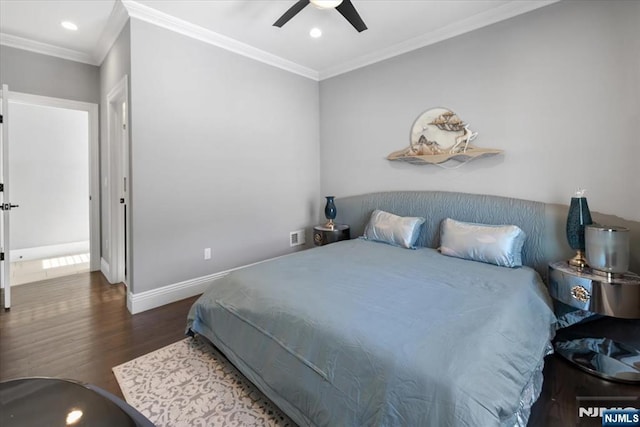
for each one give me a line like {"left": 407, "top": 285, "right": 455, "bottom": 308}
{"left": 0, "top": 87, "right": 99, "bottom": 308}
{"left": 10, "top": 102, "right": 89, "bottom": 285}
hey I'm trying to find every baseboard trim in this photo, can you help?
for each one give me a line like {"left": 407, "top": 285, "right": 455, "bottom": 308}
{"left": 101, "top": 257, "right": 111, "bottom": 281}
{"left": 126, "top": 252, "right": 297, "bottom": 314}
{"left": 127, "top": 271, "right": 229, "bottom": 314}
{"left": 10, "top": 241, "right": 90, "bottom": 262}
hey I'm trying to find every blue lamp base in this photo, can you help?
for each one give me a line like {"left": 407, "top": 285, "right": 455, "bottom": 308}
{"left": 324, "top": 196, "right": 337, "bottom": 230}
{"left": 566, "top": 196, "right": 592, "bottom": 268}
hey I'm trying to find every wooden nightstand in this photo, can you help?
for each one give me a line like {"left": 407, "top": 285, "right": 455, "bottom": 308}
{"left": 313, "top": 224, "right": 350, "bottom": 246}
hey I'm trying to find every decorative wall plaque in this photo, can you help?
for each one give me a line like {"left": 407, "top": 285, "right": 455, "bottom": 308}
{"left": 387, "top": 107, "right": 502, "bottom": 166}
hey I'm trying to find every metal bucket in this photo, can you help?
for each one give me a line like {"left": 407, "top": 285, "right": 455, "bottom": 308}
{"left": 585, "top": 224, "right": 630, "bottom": 275}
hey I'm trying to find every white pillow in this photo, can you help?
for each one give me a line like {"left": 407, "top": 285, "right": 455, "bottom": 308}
{"left": 363, "top": 209, "right": 425, "bottom": 249}
{"left": 439, "top": 218, "right": 526, "bottom": 267}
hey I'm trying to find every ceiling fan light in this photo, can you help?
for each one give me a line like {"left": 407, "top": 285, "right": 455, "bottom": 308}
{"left": 310, "top": 0, "right": 343, "bottom": 10}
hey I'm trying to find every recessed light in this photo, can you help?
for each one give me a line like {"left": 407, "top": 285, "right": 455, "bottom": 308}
{"left": 310, "top": 28, "right": 322, "bottom": 38}
{"left": 61, "top": 21, "right": 78, "bottom": 31}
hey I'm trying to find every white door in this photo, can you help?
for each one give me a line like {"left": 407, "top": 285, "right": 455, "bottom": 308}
{"left": 1, "top": 84, "right": 14, "bottom": 309}
{"left": 107, "top": 76, "right": 129, "bottom": 285}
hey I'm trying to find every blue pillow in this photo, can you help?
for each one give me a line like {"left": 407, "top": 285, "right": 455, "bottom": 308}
{"left": 439, "top": 218, "right": 526, "bottom": 267}
{"left": 363, "top": 209, "right": 425, "bottom": 249}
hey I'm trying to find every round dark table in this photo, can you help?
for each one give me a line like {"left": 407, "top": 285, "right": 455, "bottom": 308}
{"left": 0, "top": 377, "right": 154, "bottom": 427}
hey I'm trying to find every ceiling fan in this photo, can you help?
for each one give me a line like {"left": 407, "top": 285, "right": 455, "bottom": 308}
{"left": 273, "top": 0, "right": 368, "bottom": 33}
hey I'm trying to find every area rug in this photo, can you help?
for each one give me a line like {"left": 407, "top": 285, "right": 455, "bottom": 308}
{"left": 112, "top": 337, "right": 296, "bottom": 427}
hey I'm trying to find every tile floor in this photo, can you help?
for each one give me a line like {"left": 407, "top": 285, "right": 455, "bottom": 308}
{"left": 10, "top": 253, "right": 90, "bottom": 286}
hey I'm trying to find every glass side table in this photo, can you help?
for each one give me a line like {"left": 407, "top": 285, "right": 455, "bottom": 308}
{"left": 548, "top": 261, "right": 640, "bottom": 384}
{"left": 0, "top": 377, "right": 154, "bottom": 427}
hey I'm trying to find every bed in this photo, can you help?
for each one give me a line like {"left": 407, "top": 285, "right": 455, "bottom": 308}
{"left": 187, "top": 191, "right": 562, "bottom": 426}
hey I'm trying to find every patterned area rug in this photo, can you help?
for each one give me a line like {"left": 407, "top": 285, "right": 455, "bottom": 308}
{"left": 113, "top": 337, "right": 296, "bottom": 427}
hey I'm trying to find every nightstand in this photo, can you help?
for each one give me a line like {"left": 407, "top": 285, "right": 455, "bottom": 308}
{"left": 313, "top": 224, "right": 350, "bottom": 246}
{"left": 548, "top": 261, "right": 640, "bottom": 383}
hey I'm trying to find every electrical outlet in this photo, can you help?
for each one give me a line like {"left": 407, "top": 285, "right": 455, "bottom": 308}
{"left": 204, "top": 248, "right": 211, "bottom": 260}
{"left": 289, "top": 230, "right": 306, "bottom": 247}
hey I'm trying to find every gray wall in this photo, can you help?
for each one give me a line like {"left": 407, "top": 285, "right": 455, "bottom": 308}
{"left": 129, "top": 19, "right": 320, "bottom": 293}
{"left": 319, "top": 0, "right": 640, "bottom": 222}
{"left": 0, "top": 45, "right": 99, "bottom": 104}
{"left": 99, "top": 22, "right": 131, "bottom": 268}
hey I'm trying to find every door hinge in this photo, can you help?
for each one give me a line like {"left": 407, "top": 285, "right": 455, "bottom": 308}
{"left": 0, "top": 183, "right": 3, "bottom": 192}
{"left": 0, "top": 114, "right": 3, "bottom": 124}
{"left": 0, "top": 253, "right": 4, "bottom": 261}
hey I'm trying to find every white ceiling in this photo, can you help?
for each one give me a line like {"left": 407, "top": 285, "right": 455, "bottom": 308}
{"left": 0, "top": 0, "right": 558, "bottom": 80}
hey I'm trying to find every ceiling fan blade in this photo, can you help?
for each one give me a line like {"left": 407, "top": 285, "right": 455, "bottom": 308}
{"left": 335, "top": 0, "right": 367, "bottom": 32}
{"left": 273, "top": 0, "right": 310, "bottom": 27}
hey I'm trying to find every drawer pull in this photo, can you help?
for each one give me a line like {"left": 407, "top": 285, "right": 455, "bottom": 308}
{"left": 571, "top": 285, "right": 590, "bottom": 303}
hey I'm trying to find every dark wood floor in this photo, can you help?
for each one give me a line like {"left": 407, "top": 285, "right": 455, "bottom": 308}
{"left": 0, "top": 272, "right": 198, "bottom": 399}
{"left": 1, "top": 272, "right": 637, "bottom": 426}
{"left": 529, "top": 316, "right": 640, "bottom": 427}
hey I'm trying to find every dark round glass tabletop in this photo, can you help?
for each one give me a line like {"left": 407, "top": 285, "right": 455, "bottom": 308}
{"left": 0, "top": 377, "right": 152, "bottom": 427}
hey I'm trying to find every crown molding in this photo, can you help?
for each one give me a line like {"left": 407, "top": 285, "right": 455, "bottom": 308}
{"left": 0, "top": 32, "right": 98, "bottom": 65}
{"left": 94, "top": 0, "right": 130, "bottom": 65}
{"left": 121, "top": 0, "right": 319, "bottom": 81}
{"left": 1, "top": 0, "right": 558, "bottom": 79}
{"left": 319, "top": 0, "right": 560, "bottom": 80}
{"left": 0, "top": 0, "right": 128, "bottom": 67}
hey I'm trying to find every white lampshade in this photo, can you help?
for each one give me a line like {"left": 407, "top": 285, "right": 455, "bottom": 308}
{"left": 310, "top": 0, "right": 343, "bottom": 9}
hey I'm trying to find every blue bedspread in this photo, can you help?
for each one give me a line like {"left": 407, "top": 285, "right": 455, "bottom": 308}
{"left": 187, "top": 239, "right": 555, "bottom": 426}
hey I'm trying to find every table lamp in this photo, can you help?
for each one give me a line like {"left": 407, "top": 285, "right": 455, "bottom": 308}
{"left": 566, "top": 189, "right": 592, "bottom": 268}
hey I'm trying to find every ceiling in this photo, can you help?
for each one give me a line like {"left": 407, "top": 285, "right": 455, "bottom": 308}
{"left": 0, "top": 0, "right": 558, "bottom": 80}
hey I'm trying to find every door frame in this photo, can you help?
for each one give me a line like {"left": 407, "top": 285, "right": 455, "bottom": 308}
{"left": 0, "top": 89, "right": 100, "bottom": 273}
{"left": 105, "top": 75, "right": 129, "bottom": 285}
{"left": 1, "top": 84, "right": 10, "bottom": 309}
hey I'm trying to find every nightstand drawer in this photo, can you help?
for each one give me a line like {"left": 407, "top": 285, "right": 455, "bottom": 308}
{"left": 548, "top": 261, "right": 640, "bottom": 319}
{"left": 313, "top": 224, "right": 350, "bottom": 246}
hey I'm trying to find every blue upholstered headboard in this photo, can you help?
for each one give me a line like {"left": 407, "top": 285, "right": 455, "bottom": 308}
{"left": 333, "top": 191, "right": 640, "bottom": 279}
